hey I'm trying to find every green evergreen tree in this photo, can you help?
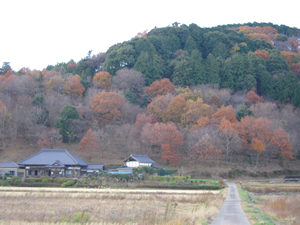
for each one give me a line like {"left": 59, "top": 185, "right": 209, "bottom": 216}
{"left": 134, "top": 52, "right": 163, "bottom": 85}
{"left": 205, "top": 53, "right": 221, "bottom": 84}
{"left": 189, "top": 49, "right": 206, "bottom": 85}
{"left": 54, "top": 104, "right": 80, "bottom": 143}
{"left": 184, "top": 36, "right": 197, "bottom": 53}
{"left": 236, "top": 104, "right": 253, "bottom": 121}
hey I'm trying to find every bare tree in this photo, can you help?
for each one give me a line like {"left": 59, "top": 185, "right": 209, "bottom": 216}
{"left": 45, "top": 94, "right": 70, "bottom": 126}
{"left": 113, "top": 68, "right": 146, "bottom": 94}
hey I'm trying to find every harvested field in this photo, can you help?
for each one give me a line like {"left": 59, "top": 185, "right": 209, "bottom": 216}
{"left": 0, "top": 187, "right": 225, "bottom": 224}
{"left": 239, "top": 180, "right": 300, "bottom": 225}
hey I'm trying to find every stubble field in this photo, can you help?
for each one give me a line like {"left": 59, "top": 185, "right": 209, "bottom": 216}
{"left": 0, "top": 187, "right": 226, "bottom": 225}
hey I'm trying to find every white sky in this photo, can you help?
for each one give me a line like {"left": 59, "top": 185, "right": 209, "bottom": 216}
{"left": 1, "top": 0, "right": 299, "bottom": 71}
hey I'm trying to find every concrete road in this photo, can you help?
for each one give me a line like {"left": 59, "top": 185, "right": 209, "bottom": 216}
{"left": 211, "top": 182, "right": 250, "bottom": 225}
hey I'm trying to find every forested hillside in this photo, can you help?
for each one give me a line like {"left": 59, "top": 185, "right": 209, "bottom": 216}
{"left": 0, "top": 22, "right": 300, "bottom": 170}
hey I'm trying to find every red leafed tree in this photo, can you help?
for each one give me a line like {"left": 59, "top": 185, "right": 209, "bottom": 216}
{"left": 79, "top": 129, "right": 99, "bottom": 162}
{"left": 91, "top": 92, "right": 124, "bottom": 124}
{"left": 67, "top": 60, "right": 77, "bottom": 69}
{"left": 135, "top": 113, "right": 156, "bottom": 130}
{"left": 93, "top": 71, "right": 112, "bottom": 91}
{"left": 246, "top": 90, "right": 264, "bottom": 105}
{"left": 141, "top": 122, "right": 183, "bottom": 165}
{"left": 213, "top": 105, "right": 237, "bottom": 123}
{"left": 145, "top": 78, "right": 175, "bottom": 98}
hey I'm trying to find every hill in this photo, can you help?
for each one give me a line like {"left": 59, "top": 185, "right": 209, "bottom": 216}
{"left": 0, "top": 22, "right": 300, "bottom": 176}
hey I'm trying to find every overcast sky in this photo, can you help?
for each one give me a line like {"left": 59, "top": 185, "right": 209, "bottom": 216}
{"left": 1, "top": 0, "right": 299, "bottom": 71}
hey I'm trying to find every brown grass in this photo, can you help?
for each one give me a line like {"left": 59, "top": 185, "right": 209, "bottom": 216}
{"left": 261, "top": 196, "right": 300, "bottom": 224}
{"left": 0, "top": 189, "right": 225, "bottom": 224}
{"left": 242, "top": 184, "right": 300, "bottom": 193}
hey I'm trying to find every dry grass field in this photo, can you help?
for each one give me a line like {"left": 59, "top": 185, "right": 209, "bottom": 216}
{"left": 238, "top": 180, "right": 300, "bottom": 225}
{"left": 0, "top": 188, "right": 226, "bottom": 225}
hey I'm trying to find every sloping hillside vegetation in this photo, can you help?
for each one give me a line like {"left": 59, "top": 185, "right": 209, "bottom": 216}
{"left": 0, "top": 22, "right": 300, "bottom": 173}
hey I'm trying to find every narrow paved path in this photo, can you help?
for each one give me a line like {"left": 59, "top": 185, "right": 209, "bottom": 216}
{"left": 211, "top": 182, "right": 250, "bottom": 225}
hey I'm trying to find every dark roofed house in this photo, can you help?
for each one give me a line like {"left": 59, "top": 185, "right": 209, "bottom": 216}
{"left": 0, "top": 161, "right": 19, "bottom": 177}
{"left": 123, "top": 154, "right": 164, "bottom": 169}
{"left": 86, "top": 164, "right": 105, "bottom": 174}
{"left": 17, "top": 149, "right": 104, "bottom": 178}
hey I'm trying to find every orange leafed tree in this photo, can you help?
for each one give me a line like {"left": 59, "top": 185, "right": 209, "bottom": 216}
{"left": 255, "top": 49, "right": 270, "bottom": 60}
{"left": 146, "top": 93, "right": 174, "bottom": 122}
{"left": 93, "top": 72, "right": 112, "bottom": 91}
{"left": 166, "top": 95, "right": 186, "bottom": 124}
{"left": 67, "top": 75, "right": 85, "bottom": 98}
{"left": 145, "top": 78, "right": 175, "bottom": 98}
{"left": 235, "top": 116, "right": 273, "bottom": 166}
{"left": 135, "top": 30, "right": 148, "bottom": 38}
{"left": 181, "top": 98, "right": 214, "bottom": 127}
{"left": 91, "top": 92, "right": 124, "bottom": 123}
{"left": 191, "top": 117, "right": 210, "bottom": 130}
{"left": 79, "top": 129, "right": 99, "bottom": 162}
{"left": 213, "top": 105, "right": 237, "bottom": 123}
{"left": 246, "top": 90, "right": 264, "bottom": 105}
{"left": 246, "top": 33, "right": 272, "bottom": 44}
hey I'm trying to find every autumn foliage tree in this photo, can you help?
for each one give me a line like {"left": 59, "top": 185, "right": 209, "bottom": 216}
{"left": 213, "top": 105, "right": 237, "bottom": 123}
{"left": 93, "top": 71, "right": 112, "bottom": 91}
{"left": 91, "top": 92, "right": 124, "bottom": 124}
{"left": 191, "top": 134, "right": 222, "bottom": 167}
{"left": 79, "top": 128, "right": 99, "bottom": 162}
{"left": 141, "top": 122, "right": 183, "bottom": 165}
{"left": 145, "top": 78, "right": 175, "bottom": 98}
{"left": 235, "top": 116, "right": 273, "bottom": 167}
{"left": 255, "top": 49, "right": 270, "bottom": 60}
{"left": 246, "top": 90, "right": 264, "bottom": 105}
{"left": 67, "top": 75, "right": 85, "bottom": 98}
{"left": 270, "top": 128, "right": 293, "bottom": 160}
{"left": 181, "top": 98, "right": 214, "bottom": 127}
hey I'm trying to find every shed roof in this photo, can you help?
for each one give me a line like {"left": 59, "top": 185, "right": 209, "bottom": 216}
{"left": 123, "top": 154, "right": 155, "bottom": 163}
{"left": 86, "top": 164, "right": 105, "bottom": 170}
{"left": 0, "top": 161, "right": 19, "bottom": 168}
{"left": 18, "top": 149, "right": 88, "bottom": 166}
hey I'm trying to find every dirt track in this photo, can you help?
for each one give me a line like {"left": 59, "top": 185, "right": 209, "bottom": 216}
{"left": 0, "top": 186, "right": 220, "bottom": 194}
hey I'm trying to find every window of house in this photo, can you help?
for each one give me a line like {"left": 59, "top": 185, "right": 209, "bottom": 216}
{"left": 9, "top": 171, "right": 15, "bottom": 176}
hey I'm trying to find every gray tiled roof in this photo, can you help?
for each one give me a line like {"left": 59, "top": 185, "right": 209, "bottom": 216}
{"left": 18, "top": 149, "right": 88, "bottom": 166}
{"left": 0, "top": 161, "right": 19, "bottom": 168}
{"left": 123, "top": 154, "right": 155, "bottom": 163}
{"left": 86, "top": 164, "right": 105, "bottom": 170}
{"left": 152, "top": 163, "right": 164, "bottom": 169}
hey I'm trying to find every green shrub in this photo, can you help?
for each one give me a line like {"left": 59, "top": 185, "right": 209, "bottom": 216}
{"left": 56, "top": 178, "right": 68, "bottom": 184}
{"left": 10, "top": 177, "right": 20, "bottom": 185}
{"left": 61, "top": 180, "right": 76, "bottom": 187}
{"left": 30, "top": 178, "right": 39, "bottom": 183}
{"left": 14, "top": 179, "right": 21, "bottom": 186}
{"left": 42, "top": 178, "right": 48, "bottom": 183}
